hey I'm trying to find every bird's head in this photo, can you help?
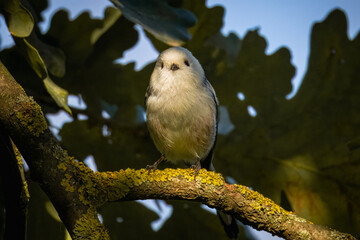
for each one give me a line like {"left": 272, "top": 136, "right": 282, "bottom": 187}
{"left": 151, "top": 47, "right": 205, "bottom": 86}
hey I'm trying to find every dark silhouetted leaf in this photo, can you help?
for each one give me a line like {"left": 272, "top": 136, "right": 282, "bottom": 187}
{"left": 111, "top": 0, "right": 196, "bottom": 46}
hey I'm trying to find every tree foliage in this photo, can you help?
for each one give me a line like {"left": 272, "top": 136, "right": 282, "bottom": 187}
{"left": 0, "top": 0, "right": 359, "bottom": 239}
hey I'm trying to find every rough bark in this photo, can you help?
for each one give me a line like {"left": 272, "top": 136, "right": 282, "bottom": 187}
{"left": 0, "top": 61, "right": 109, "bottom": 239}
{"left": 0, "top": 60, "right": 357, "bottom": 240}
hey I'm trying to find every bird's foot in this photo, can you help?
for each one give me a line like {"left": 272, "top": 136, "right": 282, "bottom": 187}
{"left": 146, "top": 156, "right": 165, "bottom": 174}
{"left": 190, "top": 159, "right": 202, "bottom": 179}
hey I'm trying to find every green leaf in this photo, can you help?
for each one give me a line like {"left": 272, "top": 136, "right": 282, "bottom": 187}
{"left": 0, "top": 0, "right": 34, "bottom": 37}
{"left": 14, "top": 38, "right": 48, "bottom": 79}
{"left": 34, "top": 37, "right": 66, "bottom": 78}
{"left": 43, "top": 77, "right": 71, "bottom": 115}
{"left": 14, "top": 38, "right": 71, "bottom": 114}
{"left": 27, "top": 183, "right": 66, "bottom": 240}
{"left": 1, "top": 0, "right": 65, "bottom": 78}
{"left": 111, "top": 0, "right": 196, "bottom": 46}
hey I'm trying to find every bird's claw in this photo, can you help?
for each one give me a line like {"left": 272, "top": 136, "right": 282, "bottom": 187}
{"left": 146, "top": 164, "right": 157, "bottom": 174}
{"left": 146, "top": 156, "right": 165, "bottom": 174}
{"left": 191, "top": 160, "right": 202, "bottom": 179}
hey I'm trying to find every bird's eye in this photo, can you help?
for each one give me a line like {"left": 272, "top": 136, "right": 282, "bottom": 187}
{"left": 160, "top": 62, "right": 164, "bottom": 69}
{"left": 184, "top": 60, "right": 190, "bottom": 66}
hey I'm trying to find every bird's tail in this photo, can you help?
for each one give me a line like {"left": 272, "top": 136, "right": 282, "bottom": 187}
{"left": 208, "top": 163, "right": 239, "bottom": 239}
{"left": 217, "top": 210, "right": 239, "bottom": 239}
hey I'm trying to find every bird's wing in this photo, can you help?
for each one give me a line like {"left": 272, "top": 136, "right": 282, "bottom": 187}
{"left": 201, "top": 78, "right": 219, "bottom": 170}
{"left": 144, "top": 85, "right": 152, "bottom": 107}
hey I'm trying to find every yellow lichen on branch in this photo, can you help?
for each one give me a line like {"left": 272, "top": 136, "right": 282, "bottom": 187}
{"left": 122, "top": 168, "right": 225, "bottom": 186}
{"left": 56, "top": 158, "right": 297, "bottom": 227}
{"left": 55, "top": 159, "right": 355, "bottom": 240}
{"left": 73, "top": 208, "right": 110, "bottom": 240}
{"left": 236, "top": 184, "right": 287, "bottom": 215}
{"left": 15, "top": 96, "right": 47, "bottom": 137}
{"left": 57, "top": 157, "right": 228, "bottom": 207}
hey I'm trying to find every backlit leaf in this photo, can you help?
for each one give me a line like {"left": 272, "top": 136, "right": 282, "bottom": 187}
{"left": 43, "top": 77, "right": 71, "bottom": 115}
{"left": 0, "top": 0, "right": 34, "bottom": 37}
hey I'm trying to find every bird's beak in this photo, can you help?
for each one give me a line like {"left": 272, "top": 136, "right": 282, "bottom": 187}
{"left": 170, "top": 63, "right": 179, "bottom": 71}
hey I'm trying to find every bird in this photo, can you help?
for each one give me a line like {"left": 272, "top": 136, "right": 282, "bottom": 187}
{"left": 145, "top": 46, "right": 239, "bottom": 239}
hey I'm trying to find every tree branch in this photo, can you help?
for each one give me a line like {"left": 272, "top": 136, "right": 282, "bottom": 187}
{"left": 0, "top": 61, "right": 109, "bottom": 239}
{"left": 0, "top": 60, "right": 357, "bottom": 240}
{"left": 0, "top": 133, "right": 29, "bottom": 240}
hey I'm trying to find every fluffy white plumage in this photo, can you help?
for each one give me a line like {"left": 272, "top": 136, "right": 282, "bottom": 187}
{"left": 145, "top": 47, "right": 239, "bottom": 239}
{"left": 145, "top": 47, "right": 217, "bottom": 167}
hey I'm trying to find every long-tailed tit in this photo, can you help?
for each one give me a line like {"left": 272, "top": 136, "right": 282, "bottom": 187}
{"left": 145, "top": 47, "right": 239, "bottom": 239}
